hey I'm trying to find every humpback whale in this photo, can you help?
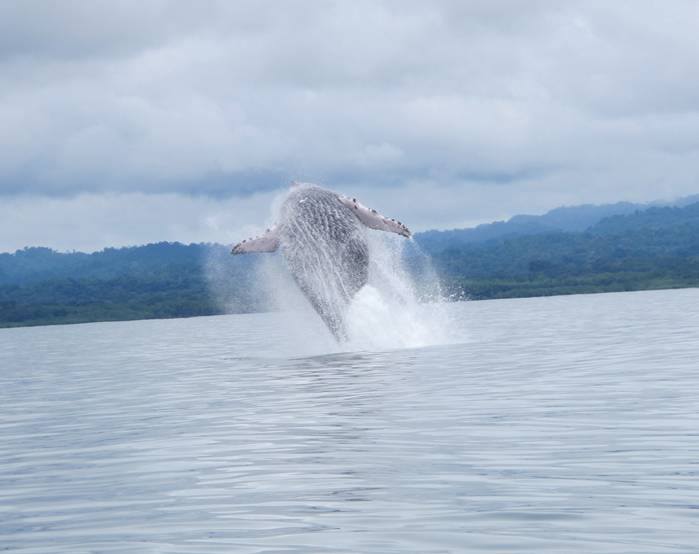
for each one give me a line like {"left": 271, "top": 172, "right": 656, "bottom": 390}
{"left": 231, "top": 184, "right": 411, "bottom": 340}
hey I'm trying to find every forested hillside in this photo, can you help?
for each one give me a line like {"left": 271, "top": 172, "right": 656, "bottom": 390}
{"left": 2, "top": 201, "right": 699, "bottom": 328}
{"left": 415, "top": 201, "right": 644, "bottom": 252}
{"left": 0, "top": 243, "right": 260, "bottom": 327}
{"left": 432, "top": 203, "right": 699, "bottom": 299}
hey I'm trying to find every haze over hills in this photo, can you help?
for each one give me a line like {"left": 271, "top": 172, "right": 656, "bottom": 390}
{"left": 2, "top": 195, "right": 699, "bottom": 328}
{"left": 415, "top": 195, "right": 698, "bottom": 253}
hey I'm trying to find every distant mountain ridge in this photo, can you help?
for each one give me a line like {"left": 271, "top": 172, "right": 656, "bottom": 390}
{"left": 415, "top": 202, "right": 639, "bottom": 252}
{"left": 2, "top": 195, "right": 699, "bottom": 328}
{"left": 428, "top": 199, "right": 699, "bottom": 300}
{"left": 1, "top": 200, "right": 643, "bottom": 285}
{"left": 414, "top": 195, "right": 697, "bottom": 253}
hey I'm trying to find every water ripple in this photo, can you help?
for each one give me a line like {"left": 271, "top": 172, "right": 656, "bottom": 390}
{"left": 1, "top": 288, "right": 699, "bottom": 552}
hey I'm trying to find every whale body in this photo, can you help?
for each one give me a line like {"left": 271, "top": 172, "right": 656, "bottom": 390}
{"left": 231, "top": 184, "right": 411, "bottom": 340}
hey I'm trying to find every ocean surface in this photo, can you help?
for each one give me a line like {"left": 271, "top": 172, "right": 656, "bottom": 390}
{"left": 1, "top": 288, "right": 699, "bottom": 553}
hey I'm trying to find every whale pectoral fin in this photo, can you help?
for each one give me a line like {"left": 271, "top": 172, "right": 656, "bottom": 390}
{"left": 339, "top": 195, "right": 411, "bottom": 238}
{"left": 231, "top": 227, "right": 280, "bottom": 254}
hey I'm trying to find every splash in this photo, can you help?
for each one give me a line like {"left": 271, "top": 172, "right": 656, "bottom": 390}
{"left": 210, "top": 185, "right": 456, "bottom": 354}
{"left": 258, "top": 227, "right": 453, "bottom": 352}
{"left": 344, "top": 233, "right": 451, "bottom": 350}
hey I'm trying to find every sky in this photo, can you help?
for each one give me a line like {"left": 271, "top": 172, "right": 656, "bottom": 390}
{"left": 2, "top": 0, "right": 699, "bottom": 252}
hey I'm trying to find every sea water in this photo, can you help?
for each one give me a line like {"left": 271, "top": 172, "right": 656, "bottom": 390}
{"left": 1, "top": 288, "right": 699, "bottom": 552}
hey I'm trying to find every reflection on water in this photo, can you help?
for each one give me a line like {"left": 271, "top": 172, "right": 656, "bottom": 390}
{"left": 1, "top": 288, "right": 699, "bottom": 553}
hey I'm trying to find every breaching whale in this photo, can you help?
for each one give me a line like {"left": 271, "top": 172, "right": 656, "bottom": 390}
{"left": 231, "top": 184, "right": 411, "bottom": 340}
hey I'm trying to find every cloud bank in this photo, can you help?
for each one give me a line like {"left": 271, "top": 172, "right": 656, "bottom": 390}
{"left": 2, "top": 1, "right": 699, "bottom": 250}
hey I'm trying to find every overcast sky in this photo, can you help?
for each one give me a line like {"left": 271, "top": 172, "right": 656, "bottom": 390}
{"left": 2, "top": 0, "right": 699, "bottom": 252}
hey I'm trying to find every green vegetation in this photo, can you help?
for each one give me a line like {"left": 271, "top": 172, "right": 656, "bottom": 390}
{"left": 2, "top": 202, "right": 699, "bottom": 328}
{"left": 430, "top": 203, "right": 699, "bottom": 300}
{"left": 0, "top": 275, "right": 219, "bottom": 327}
{"left": 0, "top": 242, "right": 260, "bottom": 328}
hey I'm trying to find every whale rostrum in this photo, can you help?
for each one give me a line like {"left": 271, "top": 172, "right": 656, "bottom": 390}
{"left": 231, "top": 184, "right": 411, "bottom": 340}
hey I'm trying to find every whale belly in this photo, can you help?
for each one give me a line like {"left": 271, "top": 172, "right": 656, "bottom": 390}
{"left": 279, "top": 189, "right": 369, "bottom": 339}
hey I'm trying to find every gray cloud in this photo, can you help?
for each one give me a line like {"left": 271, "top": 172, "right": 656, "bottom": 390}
{"left": 1, "top": 1, "right": 699, "bottom": 249}
{"left": 0, "top": 191, "right": 280, "bottom": 252}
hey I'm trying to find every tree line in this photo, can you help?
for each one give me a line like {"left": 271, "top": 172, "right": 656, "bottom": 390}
{"left": 2, "top": 202, "right": 699, "bottom": 328}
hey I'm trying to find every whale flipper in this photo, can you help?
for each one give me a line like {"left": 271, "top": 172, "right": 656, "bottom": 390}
{"left": 231, "top": 227, "right": 279, "bottom": 254}
{"left": 338, "top": 195, "right": 411, "bottom": 238}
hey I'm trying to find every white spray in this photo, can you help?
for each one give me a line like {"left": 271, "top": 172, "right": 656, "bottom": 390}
{"left": 211, "top": 186, "right": 455, "bottom": 354}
